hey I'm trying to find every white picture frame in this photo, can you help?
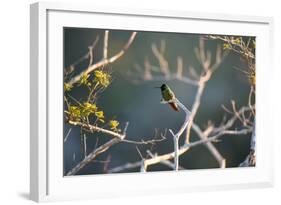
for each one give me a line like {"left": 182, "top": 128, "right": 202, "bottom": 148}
{"left": 30, "top": 2, "right": 274, "bottom": 202}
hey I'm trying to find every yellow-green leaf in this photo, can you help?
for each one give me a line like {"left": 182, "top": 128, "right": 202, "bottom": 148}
{"left": 64, "top": 83, "right": 73, "bottom": 91}
{"left": 109, "top": 120, "right": 119, "bottom": 130}
{"left": 95, "top": 111, "right": 105, "bottom": 119}
{"left": 233, "top": 38, "right": 241, "bottom": 45}
{"left": 79, "top": 72, "right": 90, "bottom": 86}
{"left": 68, "top": 105, "right": 81, "bottom": 121}
{"left": 223, "top": 43, "right": 231, "bottom": 50}
{"left": 81, "top": 102, "right": 98, "bottom": 118}
{"left": 93, "top": 70, "right": 111, "bottom": 88}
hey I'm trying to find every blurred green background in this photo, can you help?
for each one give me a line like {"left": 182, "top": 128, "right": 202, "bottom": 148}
{"left": 63, "top": 27, "right": 253, "bottom": 175}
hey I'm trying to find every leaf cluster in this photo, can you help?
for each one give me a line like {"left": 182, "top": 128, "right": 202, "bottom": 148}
{"left": 64, "top": 69, "right": 120, "bottom": 132}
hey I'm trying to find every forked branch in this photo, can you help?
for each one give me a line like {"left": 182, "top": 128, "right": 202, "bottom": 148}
{"left": 161, "top": 98, "right": 191, "bottom": 171}
{"left": 66, "top": 122, "right": 129, "bottom": 176}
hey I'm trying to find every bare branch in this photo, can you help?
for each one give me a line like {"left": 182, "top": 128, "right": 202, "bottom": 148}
{"left": 132, "top": 70, "right": 199, "bottom": 86}
{"left": 186, "top": 128, "right": 252, "bottom": 148}
{"left": 67, "top": 32, "right": 137, "bottom": 85}
{"left": 68, "top": 120, "right": 125, "bottom": 140}
{"left": 121, "top": 127, "right": 251, "bottom": 171}
{"left": 176, "top": 56, "right": 183, "bottom": 78}
{"left": 103, "top": 30, "right": 109, "bottom": 59}
{"left": 83, "top": 133, "right": 87, "bottom": 158}
{"left": 108, "top": 161, "right": 142, "bottom": 173}
{"left": 151, "top": 43, "right": 170, "bottom": 78}
{"left": 122, "top": 137, "right": 165, "bottom": 145}
{"left": 122, "top": 122, "right": 129, "bottom": 135}
{"left": 161, "top": 98, "right": 191, "bottom": 139}
{"left": 66, "top": 122, "right": 129, "bottom": 176}
{"left": 170, "top": 129, "right": 179, "bottom": 171}
{"left": 185, "top": 77, "right": 207, "bottom": 144}
{"left": 167, "top": 98, "right": 191, "bottom": 170}
{"left": 136, "top": 146, "right": 144, "bottom": 160}
{"left": 248, "top": 86, "right": 255, "bottom": 115}
{"left": 141, "top": 159, "right": 147, "bottom": 173}
{"left": 64, "top": 36, "right": 99, "bottom": 76}
{"left": 212, "top": 106, "right": 253, "bottom": 134}
{"left": 113, "top": 104, "right": 253, "bottom": 171}
{"left": 146, "top": 150, "right": 185, "bottom": 170}
{"left": 144, "top": 57, "right": 153, "bottom": 80}
{"left": 142, "top": 98, "right": 191, "bottom": 171}
{"left": 149, "top": 74, "right": 199, "bottom": 86}
{"left": 108, "top": 150, "right": 185, "bottom": 173}
{"left": 131, "top": 40, "right": 201, "bottom": 86}
{"left": 208, "top": 35, "right": 255, "bottom": 59}
{"left": 68, "top": 120, "right": 166, "bottom": 145}
{"left": 64, "top": 127, "right": 72, "bottom": 143}
{"left": 160, "top": 39, "right": 166, "bottom": 54}
{"left": 66, "top": 137, "right": 122, "bottom": 176}
{"left": 88, "top": 46, "right": 94, "bottom": 67}
{"left": 239, "top": 120, "right": 256, "bottom": 167}
{"left": 192, "top": 123, "right": 226, "bottom": 168}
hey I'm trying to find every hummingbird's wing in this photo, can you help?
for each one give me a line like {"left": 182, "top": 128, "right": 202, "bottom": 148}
{"left": 169, "top": 102, "right": 180, "bottom": 112}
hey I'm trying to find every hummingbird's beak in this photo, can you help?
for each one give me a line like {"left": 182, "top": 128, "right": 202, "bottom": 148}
{"left": 154, "top": 86, "right": 161, "bottom": 88}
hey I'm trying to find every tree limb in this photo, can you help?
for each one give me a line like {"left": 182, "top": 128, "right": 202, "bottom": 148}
{"left": 66, "top": 122, "right": 129, "bottom": 176}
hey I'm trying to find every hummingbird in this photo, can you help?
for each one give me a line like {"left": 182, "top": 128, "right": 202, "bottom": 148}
{"left": 156, "top": 84, "right": 179, "bottom": 112}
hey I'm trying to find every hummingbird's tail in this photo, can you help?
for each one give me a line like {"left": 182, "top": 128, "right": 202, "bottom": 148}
{"left": 169, "top": 102, "right": 180, "bottom": 112}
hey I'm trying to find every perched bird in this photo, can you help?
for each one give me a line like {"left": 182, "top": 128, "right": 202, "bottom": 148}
{"left": 156, "top": 84, "right": 179, "bottom": 112}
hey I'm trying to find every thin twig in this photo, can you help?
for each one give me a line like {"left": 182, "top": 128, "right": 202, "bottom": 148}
{"left": 136, "top": 146, "right": 144, "bottom": 160}
{"left": 248, "top": 86, "right": 255, "bottom": 115}
{"left": 122, "top": 137, "right": 165, "bottom": 145}
{"left": 103, "top": 30, "right": 109, "bottom": 59}
{"left": 67, "top": 32, "right": 137, "bottom": 85}
{"left": 83, "top": 133, "right": 87, "bottom": 158}
{"left": 139, "top": 73, "right": 198, "bottom": 86}
{"left": 176, "top": 56, "right": 183, "bottom": 78}
{"left": 212, "top": 106, "right": 253, "bottom": 134}
{"left": 64, "top": 127, "right": 72, "bottom": 143}
{"left": 88, "top": 46, "right": 94, "bottom": 67}
{"left": 64, "top": 36, "right": 99, "bottom": 74}
{"left": 151, "top": 43, "right": 170, "bottom": 78}
{"left": 108, "top": 161, "right": 143, "bottom": 173}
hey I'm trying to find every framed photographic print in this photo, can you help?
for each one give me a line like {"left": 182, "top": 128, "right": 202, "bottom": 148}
{"left": 30, "top": 2, "right": 274, "bottom": 202}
